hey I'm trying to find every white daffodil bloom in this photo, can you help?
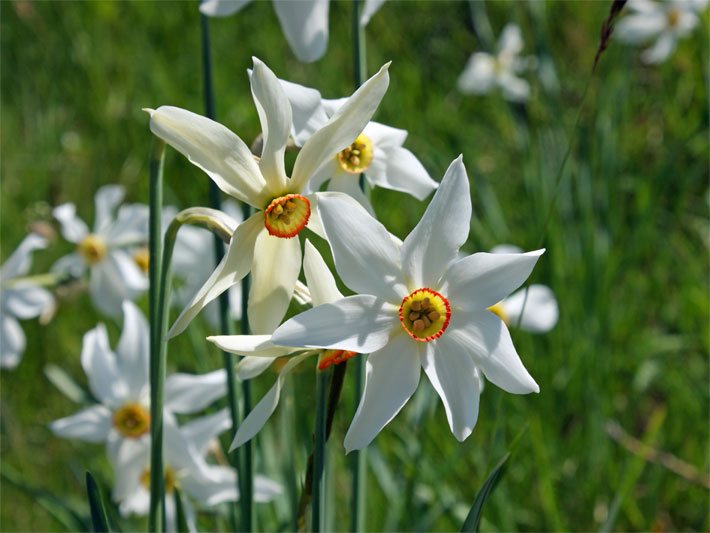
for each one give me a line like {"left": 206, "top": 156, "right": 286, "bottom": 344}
{"left": 272, "top": 156, "right": 543, "bottom": 452}
{"left": 208, "top": 239, "right": 359, "bottom": 450}
{"left": 147, "top": 57, "right": 390, "bottom": 337}
{"left": 487, "top": 245, "right": 558, "bottom": 334}
{"left": 199, "top": 0, "right": 385, "bottom": 63}
{"left": 0, "top": 234, "right": 54, "bottom": 369}
{"left": 458, "top": 24, "right": 534, "bottom": 102}
{"left": 112, "top": 413, "right": 282, "bottom": 532}
{"left": 50, "top": 301, "right": 228, "bottom": 464}
{"left": 273, "top": 80, "right": 438, "bottom": 213}
{"left": 172, "top": 200, "right": 244, "bottom": 328}
{"left": 615, "top": 0, "right": 707, "bottom": 64}
{"left": 52, "top": 185, "right": 148, "bottom": 317}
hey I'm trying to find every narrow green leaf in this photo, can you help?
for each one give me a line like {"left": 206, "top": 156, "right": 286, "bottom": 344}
{"left": 86, "top": 471, "right": 111, "bottom": 532}
{"left": 173, "top": 488, "right": 190, "bottom": 533}
{"left": 460, "top": 452, "right": 511, "bottom": 532}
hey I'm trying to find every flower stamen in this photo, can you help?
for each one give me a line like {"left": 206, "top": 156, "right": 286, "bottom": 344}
{"left": 113, "top": 402, "right": 150, "bottom": 438}
{"left": 77, "top": 234, "right": 107, "bottom": 265}
{"left": 399, "top": 288, "right": 451, "bottom": 342}
{"left": 337, "top": 133, "right": 374, "bottom": 174}
{"left": 133, "top": 247, "right": 150, "bottom": 273}
{"left": 140, "top": 466, "right": 178, "bottom": 493}
{"left": 264, "top": 194, "right": 310, "bottom": 238}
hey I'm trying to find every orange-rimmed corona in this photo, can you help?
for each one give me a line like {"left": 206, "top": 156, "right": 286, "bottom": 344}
{"left": 337, "top": 133, "right": 374, "bottom": 174}
{"left": 112, "top": 402, "right": 151, "bottom": 438}
{"left": 317, "top": 349, "right": 358, "bottom": 371}
{"left": 399, "top": 288, "right": 451, "bottom": 342}
{"left": 264, "top": 194, "right": 310, "bottom": 238}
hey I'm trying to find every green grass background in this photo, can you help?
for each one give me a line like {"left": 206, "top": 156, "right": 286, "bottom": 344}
{"left": 1, "top": 1, "right": 708, "bottom": 531}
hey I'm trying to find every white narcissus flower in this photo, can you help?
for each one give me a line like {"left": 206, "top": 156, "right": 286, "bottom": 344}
{"left": 272, "top": 156, "right": 543, "bottom": 452}
{"left": 208, "top": 239, "right": 359, "bottom": 450}
{"left": 172, "top": 199, "right": 244, "bottom": 328}
{"left": 458, "top": 23, "right": 534, "bottom": 102}
{"left": 614, "top": 0, "right": 707, "bottom": 64}
{"left": 52, "top": 185, "right": 148, "bottom": 317}
{"left": 50, "top": 301, "right": 229, "bottom": 464}
{"left": 274, "top": 80, "right": 438, "bottom": 213}
{"left": 199, "top": 0, "right": 386, "bottom": 63}
{"left": 112, "top": 414, "right": 282, "bottom": 532}
{"left": 147, "top": 57, "right": 390, "bottom": 337}
{"left": 0, "top": 234, "right": 54, "bottom": 369}
{"left": 487, "top": 244, "right": 558, "bottom": 334}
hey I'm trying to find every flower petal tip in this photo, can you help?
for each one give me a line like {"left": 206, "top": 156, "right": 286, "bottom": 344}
{"left": 142, "top": 107, "right": 155, "bottom": 116}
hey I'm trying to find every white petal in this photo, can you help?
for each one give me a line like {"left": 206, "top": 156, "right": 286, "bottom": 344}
{"left": 441, "top": 249, "right": 544, "bottom": 311}
{"left": 328, "top": 174, "right": 374, "bottom": 214}
{"left": 615, "top": 12, "right": 666, "bottom": 43}
{"left": 317, "top": 192, "right": 407, "bottom": 302}
{"left": 169, "top": 213, "right": 263, "bottom": 338}
{"left": 115, "top": 301, "right": 150, "bottom": 399}
{"left": 81, "top": 324, "right": 128, "bottom": 406}
{"left": 236, "top": 356, "right": 277, "bottom": 380}
{"left": 365, "top": 146, "right": 437, "bottom": 201}
{"left": 1, "top": 233, "right": 47, "bottom": 278}
{"left": 109, "top": 434, "right": 150, "bottom": 502}
{"left": 199, "top": 0, "right": 252, "bottom": 17}
{"left": 53, "top": 204, "right": 89, "bottom": 243}
{"left": 498, "top": 72, "right": 530, "bottom": 102}
{"left": 277, "top": 77, "right": 328, "bottom": 146}
{"left": 458, "top": 53, "right": 496, "bottom": 94}
{"left": 272, "top": 0, "right": 329, "bottom": 63}
{"left": 251, "top": 58, "right": 292, "bottom": 193}
{"left": 147, "top": 106, "right": 268, "bottom": 207}
{"left": 360, "top": 0, "right": 386, "bottom": 26}
{"left": 641, "top": 31, "right": 677, "bottom": 63}
{"left": 363, "top": 121, "right": 408, "bottom": 147}
{"left": 290, "top": 63, "right": 390, "bottom": 192}
{"left": 446, "top": 310, "right": 539, "bottom": 394}
{"left": 49, "top": 405, "right": 112, "bottom": 442}
{"left": 0, "top": 315, "right": 24, "bottom": 369}
{"left": 3, "top": 283, "right": 53, "bottom": 319}
{"left": 105, "top": 204, "right": 149, "bottom": 246}
{"left": 344, "top": 333, "right": 420, "bottom": 452}
{"left": 502, "top": 285, "right": 558, "bottom": 333}
{"left": 303, "top": 239, "right": 342, "bottom": 306}
{"left": 181, "top": 408, "right": 232, "bottom": 456}
{"left": 248, "top": 230, "right": 301, "bottom": 334}
{"left": 229, "top": 352, "right": 311, "bottom": 450}
{"left": 422, "top": 338, "right": 481, "bottom": 441}
{"left": 497, "top": 24, "right": 524, "bottom": 57}
{"left": 89, "top": 251, "right": 146, "bottom": 317}
{"left": 254, "top": 475, "right": 284, "bottom": 502}
{"left": 401, "top": 156, "right": 470, "bottom": 289}
{"left": 271, "top": 294, "right": 399, "bottom": 353}
{"left": 181, "top": 465, "right": 238, "bottom": 507}
{"left": 208, "top": 334, "right": 297, "bottom": 357}
{"left": 93, "top": 185, "right": 125, "bottom": 234}
{"left": 51, "top": 253, "right": 85, "bottom": 278}
{"left": 164, "top": 369, "right": 227, "bottom": 414}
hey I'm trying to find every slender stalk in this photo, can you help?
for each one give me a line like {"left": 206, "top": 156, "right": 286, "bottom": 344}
{"left": 311, "top": 368, "right": 330, "bottom": 532}
{"left": 351, "top": 2, "right": 368, "bottom": 530}
{"left": 148, "top": 139, "right": 166, "bottom": 533}
{"left": 199, "top": 13, "right": 252, "bottom": 532}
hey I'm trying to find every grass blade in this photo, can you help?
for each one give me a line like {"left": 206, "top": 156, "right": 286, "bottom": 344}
{"left": 85, "top": 471, "right": 110, "bottom": 533}
{"left": 460, "top": 452, "right": 510, "bottom": 532}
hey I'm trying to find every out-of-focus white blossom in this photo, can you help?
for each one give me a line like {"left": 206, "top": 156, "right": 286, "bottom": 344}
{"left": 458, "top": 24, "right": 535, "bottom": 102}
{"left": 0, "top": 234, "right": 54, "bottom": 369}
{"left": 52, "top": 185, "right": 148, "bottom": 317}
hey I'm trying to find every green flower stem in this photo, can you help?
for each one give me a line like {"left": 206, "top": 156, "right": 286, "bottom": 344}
{"left": 311, "top": 368, "right": 330, "bottom": 532}
{"left": 2, "top": 271, "right": 72, "bottom": 289}
{"left": 351, "top": 2, "right": 368, "bottom": 531}
{"left": 200, "top": 13, "right": 252, "bottom": 531}
{"left": 148, "top": 138, "right": 166, "bottom": 533}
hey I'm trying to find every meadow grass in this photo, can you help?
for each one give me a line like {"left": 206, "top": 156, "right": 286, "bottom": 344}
{"left": 1, "top": 1, "right": 708, "bottom": 531}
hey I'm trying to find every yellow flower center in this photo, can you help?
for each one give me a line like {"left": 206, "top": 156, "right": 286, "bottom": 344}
{"left": 399, "top": 288, "right": 451, "bottom": 342}
{"left": 264, "top": 194, "right": 310, "bottom": 238}
{"left": 487, "top": 302, "right": 509, "bottom": 324}
{"left": 317, "top": 349, "right": 358, "bottom": 371}
{"left": 140, "top": 466, "right": 178, "bottom": 493}
{"left": 337, "top": 133, "right": 374, "bottom": 174}
{"left": 667, "top": 8, "right": 680, "bottom": 27}
{"left": 77, "top": 234, "right": 107, "bottom": 265}
{"left": 133, "top": 247, "right": 150, "bottom": 274}
{"left": 112, "top": 402, "right": 150, "bottom": 438}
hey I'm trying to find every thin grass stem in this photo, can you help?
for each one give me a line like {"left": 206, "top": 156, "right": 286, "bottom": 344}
{"left": 311, "top": 368, "right": 330, "bottom": 532}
